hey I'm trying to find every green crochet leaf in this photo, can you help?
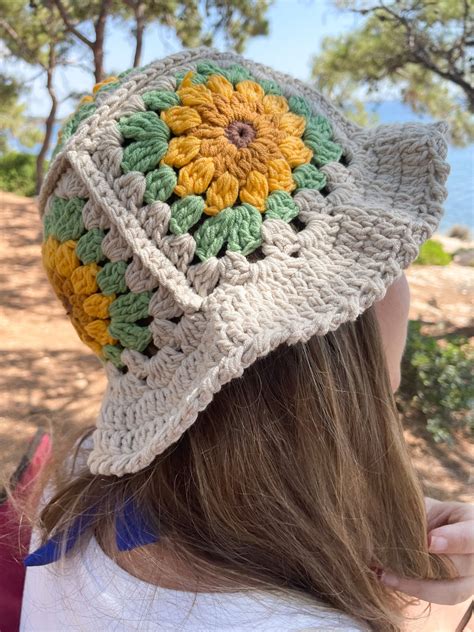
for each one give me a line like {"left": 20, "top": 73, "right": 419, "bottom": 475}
{"left": 194, "top": 210, "right": 229, "bottom": 261}
{"left": 119, "top": 112, "right": 171, "bottom": 173}
{"left": 304, "top": 115, "right": 343, "bottom": 166}
{"left": 118, "top": 68, "right": 134, "bottom": 79}
{"left": 196, "top": 61, "right": 227, "bottom": 77}
{"left": 76, "top": 228, "right": 106, "bottom": 264}
{"left": 257, "top": 79, "right": 283, "bottom": 96}
{"left": 169, "top": 196, "right": 205, "bottom": 236}
{"left": 47, "top": 196, "right": 86, "bottom": 242}
{"left": 119, "top": 111, "right": 170, "bottom": 142}
{"left": 144, "top": 165, "right": 177, "bottom": 203}
{"left": 53, "top": 102, "right": 97, "bottom": 157}
{"left": 264, "top": 191, "right": 300, "bottom": 222}
{"left": 304, "top": 115, "right": 333, "bottom": 141}
{"left": 142, "top": 90, "right": 181, "bottom": 111}
{"left": 175, "top": 70, "right": 208, "bottom": 86}
{"left": 292, "top": 163, "right": 327, "bottom": 190}
{"left": 311, "top": 139, "right": 343, "bottom": 167}
{"left": 109, "top": 291, "right": 151, "bottom": 323}
{"left": 73, "top": 102, "right": 97, "bottom": 129}
{"left": 225, "top": 64, "right": 253, "bottom": 85}
{"left": 121, "top": 139, "right": 169, "bottom": 174}
{"left": 227, "top": 204, "right": 263, "bottom": 256}
{"left": 43, "top": 197, "right": 66, "bottom": 239}
{"left": 96, "top": 260, "right": 128, "bottom": 295}
{"left": 288, "top": 95, "right": 312, "bottom": 119}
{"left": 194, "top": 204, "right": 262, "bottom": 261}
{"left": 102, "top": 344, "right": 125, "bottom": 368}
{"left": 107, "top": 321, "right": 152, "bottom": 353}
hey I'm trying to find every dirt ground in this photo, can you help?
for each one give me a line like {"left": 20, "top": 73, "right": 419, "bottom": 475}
{"left": 0, "top": 191, "right": 472, "bottom": 502}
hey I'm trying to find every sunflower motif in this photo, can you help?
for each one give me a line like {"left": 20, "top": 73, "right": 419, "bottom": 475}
{"left": 115, "top": 62, "right": 344, "bottom": 260}
{"left": 160, "top": 71, "right": 313, "bottom": 215}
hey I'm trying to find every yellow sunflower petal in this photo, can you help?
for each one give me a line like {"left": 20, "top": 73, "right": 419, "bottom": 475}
{"left": 236, "top": 80, "right": 265, "bottom": 104}
{"left": 85, "top": 319, "right": 116, "bottom": 346}
{"left": 92, "top": 76, "right": 118, "bottom": 94}
{"left": 163, "top": 136, "right": 201, "bottom": 168}
{"left": 83, "top": 293, "right": 116, "bottom": 319}
{"left": 70, "top": 263, "right": 101, "bottom": 296}
{"left": 278, "top": 136, "right": 313, "bottom": 168}
{"left": 177, "top": 83, "right": 214, "bottom": 107}
{"left": 262, "top": 95, "right": 289, "bottom": 115}
{"left": 78, "top": 328, "right": 103, "bottom": 355}
{"left": 239, "top": 170, "right": 269, "bottom": 211}
{"left": 174, "top": 157, "right": 215, "bottom": 197}
{"left": 55, "top": 240, "right": 81, "bottom": 278}
{"left": 161, "top": 106, "right": 201, "bottom": 134}
{"left": 267, "top": 159, "right": 295, "bottom": 192}
{"left": 206, "top": 74, "right": 234, "bottom": 100}
{"left": 204, "top": 173, "right": 239, "bottom": 215}
{"left": 42, "top": 236, "right": 61, "bottom": 271}
{"left": 79, "top": 95, "right": 94, "bottom": 106}
{"left": 278, "top": 112, "right": 306, "bottom": 137}
{"left": 180, "top": 71, "right": 195, "bottom": 88}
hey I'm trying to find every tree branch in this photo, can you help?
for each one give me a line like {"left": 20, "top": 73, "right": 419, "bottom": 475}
{"left": 0, "top": 18, "right": 47, "bottom": 69}
{"left": 354, "top": 2, "right": 473, "bottom": 110}
{"left": 52, "top": 0, "right": 94, "bottom": 48}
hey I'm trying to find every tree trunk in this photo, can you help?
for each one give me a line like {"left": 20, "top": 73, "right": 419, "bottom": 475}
{"left": 93, "top": 46, "right": 104, "bottom": 83}
{"left": 93, "top": 0, "right": 112, "bottom": 82}
{"left": 36, "top": 45, "right": 57, "bottom": 194}
{"left": 133, "top": 2, "right": 146, "bottom": 68}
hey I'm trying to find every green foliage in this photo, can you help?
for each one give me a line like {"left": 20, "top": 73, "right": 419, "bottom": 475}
{"left": 414, "top": 239, "right": 452, "bottom": 266}
{"left": 0, "top": 151, "right": 37, "bottom": 196}
{"left": 0, "top": 75, "right": 42, "bottom": 153}
{"left": 400, "top": 321, "right": 474, "bottom": 442}
{"left": 312, "top": 0, "right": 474, "bottom": 146}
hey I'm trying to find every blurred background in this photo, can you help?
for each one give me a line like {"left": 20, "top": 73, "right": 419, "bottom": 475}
{"left": 0, "top": 0, "right": 472, "bottom": 499}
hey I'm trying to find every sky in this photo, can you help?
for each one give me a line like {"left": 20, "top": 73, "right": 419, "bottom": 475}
{"left": 13, "top": 0, "right": 364, "bottom": 119}
{"left": 5, "top": 0, "right": 471, "bottom": 229}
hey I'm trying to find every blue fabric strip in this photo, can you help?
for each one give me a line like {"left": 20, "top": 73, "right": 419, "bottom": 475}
{"left": 24, "top": 508, "right": 96, "bottom": 567}
{"left": 115, "top": 497, "right": 159, "bottom": 551}
{"left": 24, "top": 498, "right": 159, "bottom": 567}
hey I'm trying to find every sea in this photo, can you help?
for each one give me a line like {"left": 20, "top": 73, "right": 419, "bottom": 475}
{"left": 16, "top": 101, "right": 474, "bottom": 235}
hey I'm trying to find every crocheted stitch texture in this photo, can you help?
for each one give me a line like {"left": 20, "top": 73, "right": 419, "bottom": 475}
{"left": 39, "top": 47, "right": 450, "bottom": 476}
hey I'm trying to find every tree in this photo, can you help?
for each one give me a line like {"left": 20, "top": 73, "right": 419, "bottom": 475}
{"left": 312, "top": 0, "right": 474, "bottom": 145}
{"left": 0, "top": 0, "right": 72, "bottom": 191}
{"left": 50, "top": 0, "right": 271, "bottom": 80}
{"left": 0, "top": 75, "right": 42, "bottom": 153}
{"left": 48, "top": 0, "right": 113, "bottom": 83}
{"left": 0, "top": 0, "right": 271, "bottom": 195}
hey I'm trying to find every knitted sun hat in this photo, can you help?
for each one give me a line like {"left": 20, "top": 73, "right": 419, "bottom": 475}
{"left": 39, "top": 47, "right": 450, "bottom": 477}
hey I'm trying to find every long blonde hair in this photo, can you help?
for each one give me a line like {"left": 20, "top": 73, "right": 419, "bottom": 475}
{"left": 30, "top": 307, "right": 453, "bottom": 630}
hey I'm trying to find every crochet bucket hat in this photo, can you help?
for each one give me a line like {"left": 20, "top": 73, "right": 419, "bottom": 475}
{"left": 39, "top": 47, "right": 450, "bottom": 477}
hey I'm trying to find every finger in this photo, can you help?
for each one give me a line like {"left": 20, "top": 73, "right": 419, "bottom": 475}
{"left": 429, "top": 521, "right": 474, "bottom": 554}
{"left": 381, "top": 573, "right": 474, "bottom": 605}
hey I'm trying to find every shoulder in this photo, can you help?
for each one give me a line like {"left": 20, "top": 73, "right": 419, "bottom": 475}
{"left": 243, "top": 591, "right": 367, "bottom": 631}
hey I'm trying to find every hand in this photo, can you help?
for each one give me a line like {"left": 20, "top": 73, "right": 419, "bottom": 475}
{"left": 381, "top": 497, "right": 474, "bottom": 605}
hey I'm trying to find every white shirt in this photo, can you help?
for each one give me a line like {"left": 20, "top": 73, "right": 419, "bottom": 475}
{"left": 21, "top": 535, "right": 365, "bottom": 631}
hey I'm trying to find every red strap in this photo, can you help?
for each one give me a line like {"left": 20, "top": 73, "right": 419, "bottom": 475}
{"left": 0, "top": 430, "right": 51, "bottom": 632}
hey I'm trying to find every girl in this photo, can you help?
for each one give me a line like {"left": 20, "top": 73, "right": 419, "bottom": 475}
{"left": 19, "top": 49, "right": 473, "bottom": 630}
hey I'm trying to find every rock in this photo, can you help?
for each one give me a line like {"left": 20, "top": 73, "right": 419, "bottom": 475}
{"left": 454, "top": 248, "right": 474, "bottom": 267}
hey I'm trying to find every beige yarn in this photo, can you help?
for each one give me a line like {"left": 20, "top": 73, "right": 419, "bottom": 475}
{"left": 39, "top": 47, "right": 450, "bottom": 476}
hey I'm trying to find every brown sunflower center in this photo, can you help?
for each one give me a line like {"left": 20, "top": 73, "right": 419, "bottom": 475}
{"left": 225, "top": 120, "right": 256, "bottom": 148}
